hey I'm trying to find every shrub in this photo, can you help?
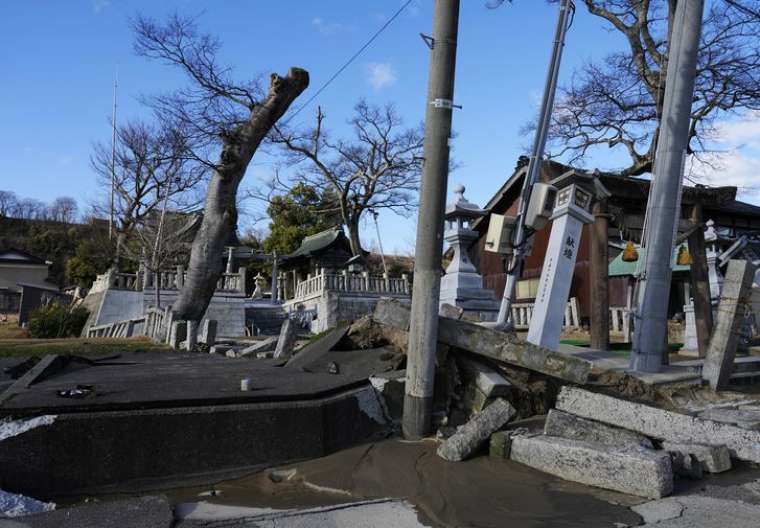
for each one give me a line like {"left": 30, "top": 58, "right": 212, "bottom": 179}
{"left": 28, "top": 303, "right": 89, "bottom": 338}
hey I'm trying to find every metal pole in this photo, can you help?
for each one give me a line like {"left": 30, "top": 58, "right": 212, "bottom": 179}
{"left": 404, "top": 0, "right": 460, "bottom": 440}
{"left": 372, "top": 210, "right": 389, "bottom": 276}
{"left": 496, "top": 0, "right": 573, "bottom": 327}
{"left": 631, "top": 0, "right": 704, "bottom": 372}
{"left": 109, "top": 69, "right": 118, "bottom": 241}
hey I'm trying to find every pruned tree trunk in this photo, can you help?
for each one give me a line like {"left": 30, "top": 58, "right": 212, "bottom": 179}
{"left": 347, "top": 217, "right": 363, "bottom": 257}
{"left": 173, "top": 68, "right": 309, "bottom": 322}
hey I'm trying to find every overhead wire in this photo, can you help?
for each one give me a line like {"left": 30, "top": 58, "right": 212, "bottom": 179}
{"left": 283, "top": 0, "right": 416, "bottom": 125}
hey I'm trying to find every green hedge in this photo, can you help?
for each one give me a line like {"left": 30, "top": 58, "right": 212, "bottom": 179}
{"left": 28, "top": 303, "right": 89, "bottom": 338}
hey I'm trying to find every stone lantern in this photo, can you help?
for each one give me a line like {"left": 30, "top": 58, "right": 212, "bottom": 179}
{"left": 439, "top": 184, "right": 500, "bottom": 321}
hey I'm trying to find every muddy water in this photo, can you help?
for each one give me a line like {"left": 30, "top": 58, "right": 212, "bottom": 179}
{"left": 165, "top": 439, "right": 644, "bottom": 528}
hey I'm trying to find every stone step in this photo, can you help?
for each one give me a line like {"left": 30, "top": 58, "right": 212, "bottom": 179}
{"left": 676, "top": 356, "right": 760, "bottom": 375}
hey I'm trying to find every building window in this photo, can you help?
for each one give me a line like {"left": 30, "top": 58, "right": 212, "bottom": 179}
{"left": 517, "top": 278, "right": 539, "bottom": 299}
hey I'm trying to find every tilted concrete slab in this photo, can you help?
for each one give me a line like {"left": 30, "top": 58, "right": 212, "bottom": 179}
{"left": 635, "top": 495, "right": 760, "bottom": 528}
{"left": 373, "top": 299, "right": 592, "bottom": 384}
{"left": 437, "top": 398, "right": 516, "bottom": 462}
{"left": 544, "top": 409, "right": 653, "bottom": 449}
{"left": 661, "top": 442, "right": 731, "bottom": 473}
{"left": 556, "top": 386, "right": 760, "bottom": 463}
{"left": 510, "top": 434, "right": 673, "bottom": 499}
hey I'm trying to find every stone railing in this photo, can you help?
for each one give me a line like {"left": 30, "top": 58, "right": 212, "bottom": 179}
{"left": 511, "top": 297, "right": 581, "bottom": 330}
{"left": 609, "top": 306, "right": 632, "bottom": 339}
{"left": 104, "top": 265, "right": 247, "bottom": 295}
{"left": 86, "top": 316, "right": 145, "bottom": 338}
{"left": 288, "top": 268, "right": 410, "bottom": 303}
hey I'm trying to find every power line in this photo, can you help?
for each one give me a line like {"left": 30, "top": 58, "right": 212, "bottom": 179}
{"left": 285, "top": 0, "right": 415, "bottom": 123}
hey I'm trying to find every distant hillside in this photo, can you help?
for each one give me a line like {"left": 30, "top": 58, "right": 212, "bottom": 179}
{"left": 0, "top": 217, "right": 111, "bottom": 287}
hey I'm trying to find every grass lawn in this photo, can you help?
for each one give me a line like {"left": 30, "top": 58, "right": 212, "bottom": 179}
{"left": 0, "top": 337, "right": 171, "bottom": 358}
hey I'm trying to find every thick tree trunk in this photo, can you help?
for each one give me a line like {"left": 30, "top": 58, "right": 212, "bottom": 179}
{"left": 173, "top": 68, "right": 309, "bottom": 322}
{"left": 347, "top": 217, "right": 363, "bottom": 256}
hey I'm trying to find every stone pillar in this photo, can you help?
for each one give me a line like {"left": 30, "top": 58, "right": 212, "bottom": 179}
{"left": 271, "top": 252, "right": 279, "bottom": 304}
{"left": 225, "top": 247, "right": 234, "bottom": 274}
{"left": 185, "top": 320, "right": 198, "bottom": 351}
{"left": 703, "top": 259, "right": 757, "bottom": 390}
{"left": 176, "top": 265, "right": 185, "bottom": 289}
{"left": 687, "top": 203, "right": 713, "bottom": 357}
{"left": 590, "top": 200, "right": 610, "bottom": 350}
{"left": 527, "top": 183, "right": 596, "bottom": 350}
{"left": 169, "top": 320, "right": 187, "bottom": 350}
{"left": 200, "top": 319, "right": 217, "bottom": 346}
{"left": 238, "top": 266, "right": 247, "bottom": 295}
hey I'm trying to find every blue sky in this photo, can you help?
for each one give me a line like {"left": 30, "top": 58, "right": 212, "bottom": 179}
{"left": 2, "top": 1, "right": 756, "bottom": 254}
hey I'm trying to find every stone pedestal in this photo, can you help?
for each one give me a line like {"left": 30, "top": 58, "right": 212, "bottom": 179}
{"left": 438, "top": 184, "right": 500, "bottom": 321}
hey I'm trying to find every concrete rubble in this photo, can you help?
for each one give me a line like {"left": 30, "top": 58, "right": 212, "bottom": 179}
{"left": 510, "top": 434, "right": 674, "bottom": 499}
{"left": 239, "top": 336, "right": 278, "bottom": 358}
{"left": 273, "top": 318, "right": 299, "bottom": 359}
{"left": 437, "top": 398, "right": 516, "bottom": 461}
{"left": 660, "top": 441, "right": 731, "bottom": 473}
{"left": 556, "top": 386, "right": 760, "bottom": 463}
{"left": 543, "top": 409, "right": 653, "bottom": 449}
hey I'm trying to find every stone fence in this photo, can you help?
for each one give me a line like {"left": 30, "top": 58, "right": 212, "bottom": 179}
{"left": 97, "top": 266, "right": 247, "bottom": 295}
{"left": 85, "top": 306, "right": 170, "bottom": 342}
{"left": 285, "top": 268, "right": 410, "bottom": 305}
{"left": 511, "top": 297, "right": 631, "bottom": 339}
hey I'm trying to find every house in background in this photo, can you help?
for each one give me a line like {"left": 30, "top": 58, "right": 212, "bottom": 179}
{"left": 469, "top": 159, "right": 760, "bottom": 330}
{"left": 0, "top": 248, "right": 60, "bottom": 319}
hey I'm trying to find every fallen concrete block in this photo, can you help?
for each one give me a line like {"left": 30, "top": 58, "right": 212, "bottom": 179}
{"left": 437, "top": 398, "right": 516, "bottom": 462}
{"left": 439, "top": 303, "right": 464, "bottom": 320}
{"left": 661, "top": 442, "right": 731, "bottom": 473}
{"left": 373, "top": 299, "right": 592, "bottom": 384}
{"left": 256, "top": 351, "right": 274, "bottom": 359}
{"left": 285, "top": 325, "right": 350, "bottom": 370}
{"left": 169, "top": 320, "right": 187, "bottom": 350}
{"left": 489, "top": 430, "right": 512, "bottom": 458}
{"left": 510, "top": 435, "right": 673, "bottom": 499}
{"left": 274, "top": 318, "right": 298, "bottom": 359}
{"left": 556, "top": 386, "right": 760, "bottom": 463}
{"left": 697, "top": 407, "right": 760, "bottom": 431}
{"left": 239, "top": 336, "right": 278, "bottom": 357}
{"left": 457, "top": 357, "right": 512, "bottom": 399}
{"left": 544, "top": 409, "right": 653, "bottom": 449}
{"left": 669, "top": 451, "right": 703, "bottom": 480}
{"left": 209, "top": 345, "right": 231, "bottom": 355}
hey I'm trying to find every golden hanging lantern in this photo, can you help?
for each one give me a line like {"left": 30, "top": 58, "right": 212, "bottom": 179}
{"left": 676, "top": 244, "right": 692, "bottom": 266}
{"left": 622, "top": 240, "right": 639, "bottom": 262}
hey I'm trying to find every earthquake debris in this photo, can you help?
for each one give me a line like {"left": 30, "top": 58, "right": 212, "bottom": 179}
{"left": 660, "top": 442, "right": 731, "bottom": 474}
{"left": 510, "top": 434, "right": 674, "bottom": 499}
{"left": 239, "top": 336, "right": 278, "bottom": 358}
{"left": 199, "top": 319, "right": 217, "bottom": 346}
{"left": 543, "top": 409, "right": 653, "bottom": 449}
{"left": 556, "top": 386, "right": 760, "bottom": 463}
{"left": 273, "top": 318, "right": 299, "bottom": 359}
{"left": 437, "top": 398, "right": 516, "bottom": 462}
{"left": 702, "top": 259, "right": 758, "bottom": 390}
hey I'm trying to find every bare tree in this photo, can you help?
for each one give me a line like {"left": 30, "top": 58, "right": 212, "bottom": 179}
{"left": 13, "top": 198, "right": 48, "bottom": 220}
{"left": 48, "top": 197, "right": 79, "bottom": 223}
{"left": 133, "top": 14, "right": 309, "bottom": 324}
{"left": 272, "top": 101, "right": 423, "bottom": 256}
{"left": 91, "top": 120, "right": 204, "bottom": 264}
{"left": 523, "top": 0, "right": 760, "bottom": 176}
{"left": 0, "top": 191, "right": 18, "bottom": 217}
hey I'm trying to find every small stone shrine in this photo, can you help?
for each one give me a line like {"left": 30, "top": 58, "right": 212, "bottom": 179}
{"left": 439, "top": 184, "right": 500, "bottom": 321}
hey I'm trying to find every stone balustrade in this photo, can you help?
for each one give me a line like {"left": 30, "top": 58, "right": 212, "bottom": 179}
{"left": 104, "top": 266, "right": 247, "bottom": 295}
{"left": 287, "top": 268, "right": 410, "bottom": 303}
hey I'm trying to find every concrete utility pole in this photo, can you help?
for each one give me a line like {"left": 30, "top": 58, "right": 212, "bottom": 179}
{"left": 631, "top": 0, "right": 705, "bottom": 372}
{"left": 496, "top": 0, "right": 574, "bottom": 327}
{"left": 404, "top": 0, "right": 460, "bottom": 440}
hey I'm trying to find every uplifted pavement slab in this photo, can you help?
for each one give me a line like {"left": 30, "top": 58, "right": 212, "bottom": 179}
{"left": 175, "top": 499, "right": 427, "bottom": 528}
{"left": 2, "top": 496, "right": 172, "bottom": 528}
{"left": 633, "top": 495, "right": 760, "bottom": 528}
